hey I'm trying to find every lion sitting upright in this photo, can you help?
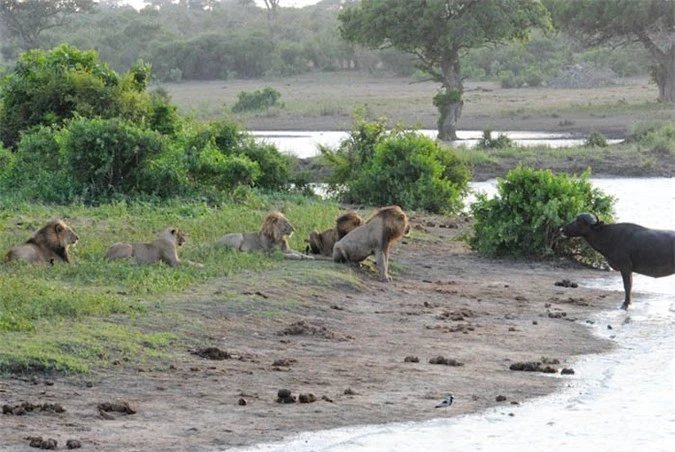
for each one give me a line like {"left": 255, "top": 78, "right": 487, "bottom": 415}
{"left": 306, "top": 211, "right": 364, "bottom": 257}
{"left": 333, "top": 205, "right": 410, "bottom": 282}
{"left": 105, "top": 227, "right": 186, "bottom": 267}
{"left": 5, "top": 219, "right": 80, "bottom": 265}
{"left": 216, "top": 211, "right": 312, "bottom": 260}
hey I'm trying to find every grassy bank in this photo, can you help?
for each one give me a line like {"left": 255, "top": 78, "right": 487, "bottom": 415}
{"left": 0, "top": 197, "right": 360, "bottom": 374}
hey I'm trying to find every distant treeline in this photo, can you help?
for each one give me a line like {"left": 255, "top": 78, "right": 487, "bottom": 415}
{"left": 0, "top": 0, "right": 651, "bottom": 86}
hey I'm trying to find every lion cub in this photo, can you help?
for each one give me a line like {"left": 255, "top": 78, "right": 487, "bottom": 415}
{"left": 105, "top": 227, "right": 185, "bottom": 266}
{"left": 333, "top": 205, "right": 410, "bottom": 282}
{"left": 5, "top": 219, "right": 80, "bottom": 265}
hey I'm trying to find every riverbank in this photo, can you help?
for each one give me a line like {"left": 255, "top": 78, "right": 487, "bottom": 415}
{"left": 163, "top": 72, "right": 675, "bottom": 181}
{"left": 0, "top": 215, "right": 624, "bottom": 451}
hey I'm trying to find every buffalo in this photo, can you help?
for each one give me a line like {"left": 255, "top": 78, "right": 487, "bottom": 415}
{"left": 560, "top": 213, "right": 675, "bottom": 310}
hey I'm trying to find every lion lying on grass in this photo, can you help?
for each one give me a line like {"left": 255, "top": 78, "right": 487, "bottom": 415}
{"left": 5, "top": 219, "right": 80, "bottom": 265}
{"left": 333, "top": 205, "right": 410, "bottom": 282}
{"left": 105, "top": 227, "right": 187, "bottom": 267}
{"left": 216, "top": 211, "right": 312, "bottom": 260}
{"left": 306, "top": 211, "right": 364, "bottom": 257}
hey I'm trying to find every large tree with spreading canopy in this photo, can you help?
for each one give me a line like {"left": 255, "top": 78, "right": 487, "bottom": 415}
{"left": 338, "top": 0, "right": 550, "bottom": 140}
{"left": 547, "top": 0, "right": 675, "bottom": 103}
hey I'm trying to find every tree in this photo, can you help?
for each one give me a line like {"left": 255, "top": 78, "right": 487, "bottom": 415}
{"left": 338, "top": 0, "right": 550, "bottom": 140}
{"left": 548, "top": 0, "right": 675, "bottom": 103}
{"left": 0, "top": 0, "right": 95, "bottom": 51}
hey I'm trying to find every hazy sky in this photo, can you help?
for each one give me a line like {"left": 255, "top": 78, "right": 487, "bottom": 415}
{"left": 124, "top": 0, "right": 321, "bottom": 9}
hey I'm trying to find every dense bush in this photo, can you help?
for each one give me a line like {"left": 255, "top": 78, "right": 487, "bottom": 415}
{"left": 63, "top": 117, "right": 167, "bottom": 201}
{"left": 319, "top": 110, "right": 390, "bottom": 195}
{"left": 632, "top": 122, "right": 675, "bottom": 156}
{"left": 585, "top": 130, "right": 608, "bottom": 147}
{"left": 477, "top": 130, "right": 514, "bottom": 150}
{"left": 348, "top": 131, "right": 470, "bottom": 213}
{"left": 231, "top": 87, "right": 283, "bottom": 113}
{"left": 0, "top": 45, "right": 154, "bottom": 149}
{"left": 470, "top": 167, "right": 614, "bottom": 262}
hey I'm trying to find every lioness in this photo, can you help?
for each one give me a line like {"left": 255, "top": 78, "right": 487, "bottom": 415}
{"left": 216, "top": 211, "right": 312, "bottom": 260}
{"left": 5, "top": 219, "right": 79, "bottom": 265}
{"left": 105, "top": 227, "right": 185, "bottom": 266}
{"left": 333, "top": 205, "right": 410, "bottom": 282}
{"left": 306, "top": 211, "right": 364, "bottom": 257}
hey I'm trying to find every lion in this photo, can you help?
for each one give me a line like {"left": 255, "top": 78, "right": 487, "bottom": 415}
{"left": 105, "top": 227, "right": 186, "bottom": 267}
{"left": 4, "top": 219, "right": 80, "bottom": 265}
{"left": 216, "top": 211, "right": 312, "bottom": 260}
{"left": 332, "top": 205, "right": 410, "bottom": 282}
{"left": 306, "top": 211, "right": 365, "bottom": 257}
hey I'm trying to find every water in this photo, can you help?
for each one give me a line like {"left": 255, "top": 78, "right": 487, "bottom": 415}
{"left": 251, "top": 130, "right": 622, "bottom": 159}
{"left": 232, "top": 178, "right": 675, "bottom": 452}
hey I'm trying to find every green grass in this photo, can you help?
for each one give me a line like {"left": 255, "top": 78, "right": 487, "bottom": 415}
{"left": 0, "top": 195, "right": 364, "bottom": 374}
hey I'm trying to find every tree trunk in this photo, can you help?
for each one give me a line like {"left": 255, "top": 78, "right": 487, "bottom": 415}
{"left": 655, "top": 46, "right": 675, "bottom": 102}
{"left": 436, "top": 50, "right": 463, "bottom": 141}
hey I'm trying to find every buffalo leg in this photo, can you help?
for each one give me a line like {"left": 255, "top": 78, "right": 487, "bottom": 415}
{"left": 620, "top": 270, "right": 633, "bottom": 310}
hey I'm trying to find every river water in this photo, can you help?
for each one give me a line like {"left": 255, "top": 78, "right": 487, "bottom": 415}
{"left": 251, "top": 130, "right": 622, "bottom": 159}
{"left": 237, "top": 130, "right": 675, "bottom": 452}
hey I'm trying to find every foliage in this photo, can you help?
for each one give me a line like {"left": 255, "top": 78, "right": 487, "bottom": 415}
{"left": 0, "top": 44, "right": 155, "bottom": 149}
{"left": 231, "top": 87, "right": 283, "bottom": 113}
{"left": 584, "top": 130, "right": 608, "bottom": 148}
{"left": 547, "top": 0, "right": 675, "bottom": 102}
{"left": 0, "top": 0, "right": 95, "bottom": 50}
{"left": 319, "top": 110, "right": 390, "bottom": 197}
{"left": 338, "top": 0, "right": 551, "bottom": 139}
{"left": 477, "top": 130, "right": 514, "bottom": 150}
{"left": 63, "top": 117, "right": 167, "bottom": 201}
{"left": 340, "top": 130, "right": 470, "bottom": 214}
{"left": 470, "top": 166, "right": 614, "bottom": 261}
{"left": 633, "top": 122, "right": 675, "bottom": 156}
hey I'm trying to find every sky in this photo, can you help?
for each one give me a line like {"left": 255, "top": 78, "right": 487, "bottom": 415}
{"left": 123, "top": 0, "right": 321, "bottom": 9}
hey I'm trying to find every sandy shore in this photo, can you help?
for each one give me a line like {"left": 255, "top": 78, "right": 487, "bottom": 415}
{"left": 0, "top": 217, "right": 623, "bottom": 451}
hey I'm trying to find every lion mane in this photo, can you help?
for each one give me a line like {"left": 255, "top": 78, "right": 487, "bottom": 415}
{"left": 105, "top": 227, "right": 185, "bottom": 266}
{"left": 332, "top": 205, "right": 410, "bottom": 282}
{"left": 4, "top": 219, "right": 80, "bottom": 265}
{"left": 306, "top": 211, "right": 364, "bottom": 257}
{"left": 216, "top": 211, "right": 312, "bottom": 260}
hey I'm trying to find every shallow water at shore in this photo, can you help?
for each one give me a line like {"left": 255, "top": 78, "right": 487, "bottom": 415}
{"left": 252, "top": 130, "right": 622, "bottom": 159}
{"left": 232, "top": 178, "right": 675, "bottom": 452}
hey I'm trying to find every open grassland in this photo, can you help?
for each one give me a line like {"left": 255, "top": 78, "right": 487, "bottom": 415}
{"left": 0, "top": 197, "right": 357, "bottom": 374}
{"left": 161, "top": 72, "right": 675, "bottom": 138}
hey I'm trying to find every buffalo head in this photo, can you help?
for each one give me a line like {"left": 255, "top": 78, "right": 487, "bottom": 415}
{"left": 560, "top": 213, "right": 601, "bottom": 238}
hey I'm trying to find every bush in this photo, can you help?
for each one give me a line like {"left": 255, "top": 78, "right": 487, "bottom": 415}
{"left": 63, "top": 117, "right": 166, "bottom": 201}
{"left": 477, "top": 130, "right": 514, "bottom": 150}
{"left": 585, "top": 130, "right": 608, "bottom": 147}
{"left": 231, "top": 87, "right": 283, "bottom": 113}
{"left": 0, "top": 126, "right": 74, "bottom": 203}
{"left": 633, "top": 123, "right": 675, "bottom": 156}
{"left": 347, "top": 131, "right": 470, "bottom": 214}
{"left": 470, "top": 167, "right": 614, "bottom": 261}
{"left": 319, "top": 110, "right": 390, "bottom": 197}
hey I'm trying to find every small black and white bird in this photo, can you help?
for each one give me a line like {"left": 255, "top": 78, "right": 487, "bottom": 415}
{"left": 435, "top": 394, "right": 454, "bottom": 408}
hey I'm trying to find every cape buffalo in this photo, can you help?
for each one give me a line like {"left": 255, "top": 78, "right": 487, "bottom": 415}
{"left": 560, "top": 213, "right": 675, "bottom": 309}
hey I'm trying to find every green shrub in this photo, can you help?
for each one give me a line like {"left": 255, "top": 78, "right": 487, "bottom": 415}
{"left": 477, "top": 130, "right": 514, "bottom": 150}
{"left": 470, "top": 167, "right": 614, "bottom": 261}
{"left": 348, "top": 131, "right": 470, "bottom": 214}
{"left": 231, "top": 87, "right": 283, "bottom": 113}
{"left": 0, "top": 126, "right": 74, "bottom": 203}
{"left": 63, "top": 117, "right": 166, "bottom": 201}
{"left": 319, "top": 110, "right": 390, "bottom": 197}
{"left": 634, "top": 123, "right": 675, "bottom": 156}
{"left": 585, "top": 130, "right": 608, "bottom": 147}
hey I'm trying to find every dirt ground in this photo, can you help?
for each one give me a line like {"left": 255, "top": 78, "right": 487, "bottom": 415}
{"left": 0, "top": 217, "right": 625, "bottom": 451}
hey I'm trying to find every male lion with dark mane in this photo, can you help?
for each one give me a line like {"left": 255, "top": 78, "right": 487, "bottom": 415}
{"left": 105, "top": 227, "right": 186, "bottom": 267}
{"left": 5, "top": 219, "right": 79, "bottom": 265}
{"left": 333, "top": 205, "right": 410, "bottom": 282}
{"left": 216, "top": 211, "right": 312, "bottom": 260}
{"left": 306, "top": 211, "right": 364, "bottom": 257}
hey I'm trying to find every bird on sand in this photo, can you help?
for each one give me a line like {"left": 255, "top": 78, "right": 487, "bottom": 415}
{"left": 435, "top": 394, "right": 454, "bottom": 408}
